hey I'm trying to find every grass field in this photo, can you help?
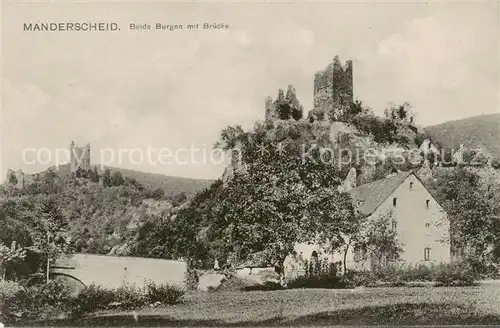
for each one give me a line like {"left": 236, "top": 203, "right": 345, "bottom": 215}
{"left": 27, "top": 283, "right": 500, "bottom": 326}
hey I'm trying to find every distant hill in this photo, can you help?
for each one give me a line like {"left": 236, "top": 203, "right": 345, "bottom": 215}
{"left": 34, "top": 163, "right": 215, "bottom": 197}
{"left": 425, "top": 113, "right": 500, "bottom": 158}
{"left": 102, "top": 166, "right": 215, "bottom": 197}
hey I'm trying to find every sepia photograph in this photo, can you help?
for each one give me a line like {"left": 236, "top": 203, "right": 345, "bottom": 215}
{"left": 0, "top": 0, "right": 499, "bottom": 326}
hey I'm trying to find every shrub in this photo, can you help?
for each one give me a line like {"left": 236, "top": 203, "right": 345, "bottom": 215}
{"left": 341, "top": 270, "right": 378, "bottom": 288}
{"left": 184, "top": 265, "right": 199, "bottom": 291}
{"left": 113, "top": 282, "right": 146, "bottom": 309}
{"left": 0, "top": 280, "right": 24, "bottom": 303}
{"left": 0, "top": 281, "right": 25, "bottom": 322}
{"left": 373, "top": 264, "right": 434, "bottom": 283}
{"left": 288, "top": 266, "right": 345, "bottom": 289}
{"left": 70, "top": 284, "right": 115, "bottom": 315}
{"left": 432, "top": 262, "right": 477, "bottom": 287}
{"left": 288, "top": 273, "right": 339, "bottom": 289}
{"left": 1, "top": 281, "right": 73, "bottom": 322}
{"left": 242, "top": 281, "right": 283, "bottom": 291}
{"left": 145, "top": 281, "right": 184, "bottom": 305}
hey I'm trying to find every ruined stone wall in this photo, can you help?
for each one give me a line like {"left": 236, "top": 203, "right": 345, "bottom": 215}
{"left": 312, "top": 56, "right": 353, "bottom": 121}
{"left": 264, "top": 96, "right": 276, "bottom": 122}
{"left": 70, "top": 141, "right": 91, "bottom": 172}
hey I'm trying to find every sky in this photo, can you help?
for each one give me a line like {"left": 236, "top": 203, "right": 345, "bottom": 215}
{"left": 1, "top": 1, "right": 499, "bottom": 181}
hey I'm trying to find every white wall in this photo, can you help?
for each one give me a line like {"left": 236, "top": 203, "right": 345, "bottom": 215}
{"left": 364, "top": 174, "right": 450, "bottom": 266}
{"left": 53, "top": 254, "right": 187, "bottom": 289}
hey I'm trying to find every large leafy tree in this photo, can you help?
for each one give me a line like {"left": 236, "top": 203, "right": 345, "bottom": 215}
{"left": 210, "top": 127, "right": 357, "bottom": 270}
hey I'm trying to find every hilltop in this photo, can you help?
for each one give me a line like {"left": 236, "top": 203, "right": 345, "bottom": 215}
{"left": 425, "top": 113, "right": 500, "bottom": 158}
{"left": 8, "top": 163, "right": 214, "bottom": 198}
{"left": 99, "top": 166, "right": 214, "bottom": 198}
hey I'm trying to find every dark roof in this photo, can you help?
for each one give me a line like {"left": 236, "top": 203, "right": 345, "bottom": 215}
{"left": 347, "top": 171, "right": 413, "bottom": 216}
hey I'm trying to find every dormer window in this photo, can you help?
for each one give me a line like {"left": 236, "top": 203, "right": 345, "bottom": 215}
{"left": 426, "top": 200, "right": 430, "bottom": 208}
{"left": 425, "top": 223, "right": 430, "bottom": 228}
{"left": 393, "top": 197, "right": 397, "bottom": 206}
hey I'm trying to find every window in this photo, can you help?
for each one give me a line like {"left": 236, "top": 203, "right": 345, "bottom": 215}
{"left": 424, "top": 248, "right": 431, "bottom": 261}
{"left": 410, "top": 182, "right": 414, "bottom": 190}
{"left": 425, "top": 223, "right": 431, "bottom": 228}
{"left": 426, "top": 199, "right": 430, "bottom": 208}
{"left": 392, "top": 221, "right": 397, "bottom": 230}
{"left": 393, "top": 197, "right": 397, "bottom": 206}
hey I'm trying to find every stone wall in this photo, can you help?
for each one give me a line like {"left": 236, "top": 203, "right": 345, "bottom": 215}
{"left": 70, "top": 141, "right": 91, "bottom": 172}
{"left": 312, "top": 56, "right": 353, "bottom": 121}
{"left": 52, "top": 254, "right": 187, "bottom": 289}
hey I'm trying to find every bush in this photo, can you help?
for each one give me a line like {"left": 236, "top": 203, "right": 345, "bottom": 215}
{"left": 145, "top": 281, "right": 184, "bottom": 305}
{"left": 0, "top": 281, "right": 25, "bottom": 322}
{"left": 351, "top": 115, "right": 399, "bottom": 144}
{"left": 70, "top": 284, "right": 115, "bottom": 315}
{"left": 373, "top": 264, "right": 434, "bottom": 283}
{"left": 71, "top": 282, "right": 184, "bottom": 316}
{"left": 288, "top": 272, "right": 343, "bottom": 289}
{"left": 341, "top": 262, "right": 477, "bottom": 288}
{"left": 432, "top": 262, "right": 477, "bottom": 287}
{"left": 341, "top": 270, "right": 378, "bottom": 288}
{"left": 242, "top": 281, "right": 283, "bottom": 291}
{"left": 113, "top": 282, "right": 146, "bottom": 310}
{"left": 0, "top": 280, "right": 24, "bottom": 303}
{"left": 1, "top": 281, "right": 73, "bottom": 322}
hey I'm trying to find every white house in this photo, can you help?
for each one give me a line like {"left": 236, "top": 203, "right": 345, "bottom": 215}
{"left": 345, "top": 170, "right": 450, "bottom": 270}
{"left": 295, "top": 170, "right": 451, "bottom": 271}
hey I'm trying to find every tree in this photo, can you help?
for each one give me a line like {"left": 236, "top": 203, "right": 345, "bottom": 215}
{"left": 0, "top": 241, "right": 26, "bottom": 280}
{"left": 111, "top": 171, "right": 125, "bottom": 186}
{"left": 151, "top": 187, "right": 165, "bottom": 200}
{"left": 429, "top": 168, "right": 498, "bottom": 265}
{"left": 102, "top": 168, "right": 112, "bottom": 187}
{"left": 29, "top": 198, "right": 72, "bottom": 284}
{"left": 172, "top": 191, "right": 187, "bottom": 206}
{"left": 214, "top": 125, "right": 246, "bottom": 154}
{"left": 89, "top": 166, "right": 100, "bottom": 183}
{"left": 211, "top": 135, "right": 356, "bottom": 274}
{"left": 354, "top": 211, "right": 403, "bottom": 271}
{"left": 384, "top": 102, "right": 414, "bottom": 124}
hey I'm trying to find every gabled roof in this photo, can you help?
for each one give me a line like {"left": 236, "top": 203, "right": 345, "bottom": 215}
{"left": 347, "top": 171, "right": 413, "bottom": 216}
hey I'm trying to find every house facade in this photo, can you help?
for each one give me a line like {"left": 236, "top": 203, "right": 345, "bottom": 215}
{"left": 346, "top": 171, "right": 450, "bottom": 270}
{"left": 294, "top": 171, "right": 451, "bottom": 272}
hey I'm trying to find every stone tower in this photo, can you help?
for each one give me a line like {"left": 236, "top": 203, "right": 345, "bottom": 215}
{"left": 70, "top": 140, "right": 91, "bottom": 173}
{"left": 6, "top": 169, "right": 26, "bottom": 190}
{"left": 264, "top": 96, "right": 276, "bottom": 122}
{"left": 311, "top": 56, "right": 353, "bottom": 121}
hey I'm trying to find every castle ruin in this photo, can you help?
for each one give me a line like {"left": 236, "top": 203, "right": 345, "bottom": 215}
{"left": 70, "top": 140, "right": 91, "bottom": 173}
{"left": 264, "top": 55, "right": 353, "bottom": 123}
{"left": 311, "top": 56, "right": 353, "bottom": 121}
